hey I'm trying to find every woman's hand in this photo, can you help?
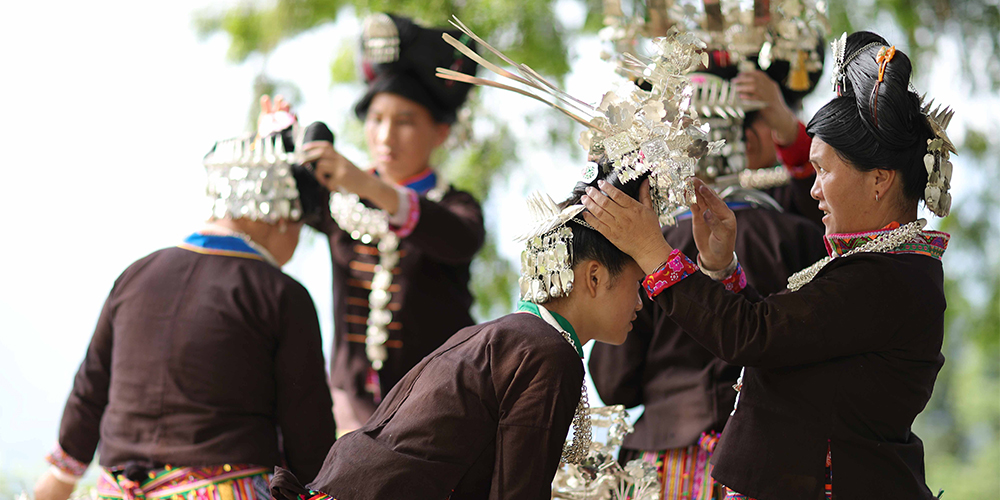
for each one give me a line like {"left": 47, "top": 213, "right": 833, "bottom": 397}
{"left": 581, "top": 179, "right": 673, "bottom": 274}
{"left": 34, "top": 470, "right": 76, "bottom": 500}
{"left": 689, "top": 178, "right": 738, "bottom": 270}
{"left": 303, "top": 142, "right": 369, "bottom": 194}
{"left": 733, "top": 70, "right": 799, "bottom": 146}
{"left": 257, "top": 94, "right": 297, "bottom": 136}
{"left": 304, "top": 142, "right": 401, "bottom": 215}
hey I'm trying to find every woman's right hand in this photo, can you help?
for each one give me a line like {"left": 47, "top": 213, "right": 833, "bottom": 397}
{"left": 581, "top": 179, "right": 674, "bottom": 274}
{"left": 34, "top": 470, "right": 75, "bottom": 500}
{"left": 689, "top": 178, "right": 738, "bottom": 270}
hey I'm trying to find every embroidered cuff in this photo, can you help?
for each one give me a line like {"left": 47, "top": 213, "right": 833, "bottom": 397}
{"left": 643, "top": 249, "right": 698, "bottom": 299}
{"left": 720, "top": 263, "right": 747, "bottom": 293}
{"left": 776, "top": 121, "right": 814, "bottom": 179}
{"left": 388, "top": 188, "right": 420, "bottom": 238}
{"left": 45, "top": 444, "right": 88, "bottom": 479}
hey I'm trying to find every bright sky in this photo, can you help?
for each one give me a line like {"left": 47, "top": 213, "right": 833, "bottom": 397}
{"left": 1, "top": 0, "right": 996, "bottom": 489}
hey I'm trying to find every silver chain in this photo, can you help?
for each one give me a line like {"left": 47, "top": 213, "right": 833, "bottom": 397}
{"left": 559, "top": 332, "right": 593, "bottom": 465}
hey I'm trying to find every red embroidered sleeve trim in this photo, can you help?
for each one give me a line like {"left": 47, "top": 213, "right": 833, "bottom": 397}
{"left": 643, "top": 249, "right": 698, "bottom": 299}
{"left": 720, "top": 262, "right": 747, "bottom": 293}
{"left": 45, "top": 444, "right": 88, "bottom": 478}
{"left": 389, "top": 189, "right": 421, "bottom": 238}
{"left": 776, "top": 121, "right": 814, "bottom": 179}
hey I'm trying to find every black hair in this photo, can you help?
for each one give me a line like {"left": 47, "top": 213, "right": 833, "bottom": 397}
{"left": 806, "top": 31, "right": 934, "bottom": 203}
{"left": 557, "top": 159, "right": 643, "bottom": 281}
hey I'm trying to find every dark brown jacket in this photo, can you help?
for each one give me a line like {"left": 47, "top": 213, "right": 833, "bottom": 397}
{"left": 590, "top": 207, "right": 826, "bottom": 450}
{"left": 656, "top": 252, "right": 945, "bottom": 499}
{"left": 275, "top": 312, "right": 583, "bottom": 500}
{"left": 55, "top": 246, "right": 336, "bottom": 483}
{"left": 315, "top": 187, "right": 484, "bottom": 421}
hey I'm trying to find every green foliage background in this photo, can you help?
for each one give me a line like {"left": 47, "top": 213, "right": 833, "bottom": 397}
{"left": 195, "top": 0, "right": 999, "bottom": 496}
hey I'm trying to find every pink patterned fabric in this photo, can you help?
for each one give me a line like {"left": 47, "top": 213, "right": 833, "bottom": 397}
{"left": 389, "top": 188, "right": 421, "bottom": 238}
{"left": 644, "top": 250, "right": 698, "bottom": 299}
{"left": 634, "top": 432, "right": 721, "bottom": 500}
{"left": 45, "top": 444, "right": 89, "bottom": 478}
{"left": 96, "top": 464, "right": 271, "bottom": 500}
{"left": 720, "top": 263, "right": 747, "bottom": 293}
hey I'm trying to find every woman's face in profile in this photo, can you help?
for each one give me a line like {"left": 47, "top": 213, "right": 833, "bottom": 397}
{"left": 809, "top": 137, "right": 879, "bottom": 235}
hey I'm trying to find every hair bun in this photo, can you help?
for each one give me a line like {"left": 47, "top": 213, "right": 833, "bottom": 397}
{"left": 839, "top": 32, "right": 925, "bottom": 150}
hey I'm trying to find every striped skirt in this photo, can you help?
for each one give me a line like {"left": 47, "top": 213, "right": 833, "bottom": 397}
{"left": 620, "top": 432, "right": 723, "bottom": 500}
{"left": 96, "top": 464, "right": 271, "bottom": 500}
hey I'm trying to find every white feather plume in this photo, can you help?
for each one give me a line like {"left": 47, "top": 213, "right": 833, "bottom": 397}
{"left": 515, "top": 192, "right": 585, "bottom": 242}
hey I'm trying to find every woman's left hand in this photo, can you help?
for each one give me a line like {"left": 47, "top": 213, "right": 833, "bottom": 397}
{"left": 582, "top": 179, "right": 673, "bottom": 274}
{"left": 303, "top": 142, "right": 370, "bottom": 194}
{"left": 689, "top": 178, "right": 738, "bottom": 270}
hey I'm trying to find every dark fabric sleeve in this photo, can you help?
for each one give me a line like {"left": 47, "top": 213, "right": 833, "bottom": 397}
{"left": 655, "top": 254, "right": 912, "bottom": 369}
{"left": 588, "top": 293, "right": 654, "bottom": 409}
{"left": 404, "top": 190, "right": 485, "bottom": 264}
{"left": 56, "top": 289, "right": 116, "bottom": 467}
{"left": 491, "top": 343, "right": 584, "bottom": 500}
{"left": 274, "top": 283, "right": 337, "bottom": 484}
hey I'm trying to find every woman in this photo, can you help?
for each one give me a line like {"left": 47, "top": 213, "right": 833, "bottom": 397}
{"left": 33, "top": 127, "right": 336, "bottom": 500}
{"left": 277, "top": 13, "right": 485, "bottom": 432}
{"left": 268, "top": 174, "right": 648, "bottom": 500}
{"left": 582, "top": 32, "right": 952, "bottom": 499}
{"left": 589, "top": 64, "right": 828, "bottom": 500}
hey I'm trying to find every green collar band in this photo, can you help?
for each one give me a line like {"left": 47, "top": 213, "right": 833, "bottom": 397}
{"left": 516, "top": 301, "right": 584, "bottom": 358}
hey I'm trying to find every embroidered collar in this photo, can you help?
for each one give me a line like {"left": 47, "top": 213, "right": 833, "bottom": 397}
{"left": 516, "top": 301, "right": 584, "bottom": 357}
{"left": 372, "top": 168, "right": 439, "bottom": 195}
{"left": 824, "top": 222, "right": 950, "bottom": 260}
{"left": 178, "top": 233, "right": 276, "bottom": 265}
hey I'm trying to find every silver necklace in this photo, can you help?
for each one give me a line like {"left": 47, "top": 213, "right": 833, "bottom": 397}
{"left": 330, "top": 176, "right": 449, "bottom": 370}
{"left": 201, "top": 224, "right": 280, "bottom": 267}
{"left": 535, "top": 306, "right": 592, "bottom": 465}
{"left": 787, "top": 219, "right": 927, "bottom": 291}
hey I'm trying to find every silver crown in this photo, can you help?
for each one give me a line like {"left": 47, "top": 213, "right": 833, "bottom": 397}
{"left": 204, "top": 134, "right": 303, "bottom": 223}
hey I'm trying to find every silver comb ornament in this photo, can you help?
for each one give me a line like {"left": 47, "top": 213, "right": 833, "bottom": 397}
{"left": 361, "top": 13, "right": 400, "bottom": 64}
{"left": 204, "top": 134, "right": 302, "bottom": 224}
{"left": 920, "top": 96, "right": 957, "bottom": 217}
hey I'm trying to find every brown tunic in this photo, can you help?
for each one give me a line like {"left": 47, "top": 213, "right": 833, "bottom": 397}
{"left": 590, "top": 207, "right": 827, "bottom": 451}
{"left": 314, "top": 186, "right": 485, "bottom": 421}
{"left": 54, "top": 246, "right": 336, "bottom": 483}
{"left": 656, "top": 253, "right": 945, "bottom": 499}
{"left": 293, "top": 312, "right": 583, "bottom": 499}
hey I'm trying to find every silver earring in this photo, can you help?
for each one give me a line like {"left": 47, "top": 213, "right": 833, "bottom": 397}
{"left": 279, "top": 221, "right": 288, "bottom": 233}
{"left": 875, "top": 192, "right": 880, "bottom": 202}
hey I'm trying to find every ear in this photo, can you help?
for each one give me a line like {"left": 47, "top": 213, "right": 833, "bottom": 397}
{"left": 432, "top": 122, "right": 452, "bottom": 149}
{"left": 582, "top": 260, "right": 602, "bottom": 299}
{"left": 872, "top": 168, "right": 897, "bottom": 200}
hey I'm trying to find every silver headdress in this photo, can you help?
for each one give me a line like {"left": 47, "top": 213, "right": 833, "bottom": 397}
{"left": 686, "top": 73, "right": 765, "bottom": 180}
{"left": 204, "top": 133, "right": 303, "bottom": 223}
{"left": 435, "top": 18, "right": 720, "bottom": 304}
{"left": 603, "top": 0, "right": 829, "bottom": 91}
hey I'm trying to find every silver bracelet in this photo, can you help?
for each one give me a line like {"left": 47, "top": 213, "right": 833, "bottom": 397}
{"left": 697, "top": 252, "right": 739, "bottom": 281}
